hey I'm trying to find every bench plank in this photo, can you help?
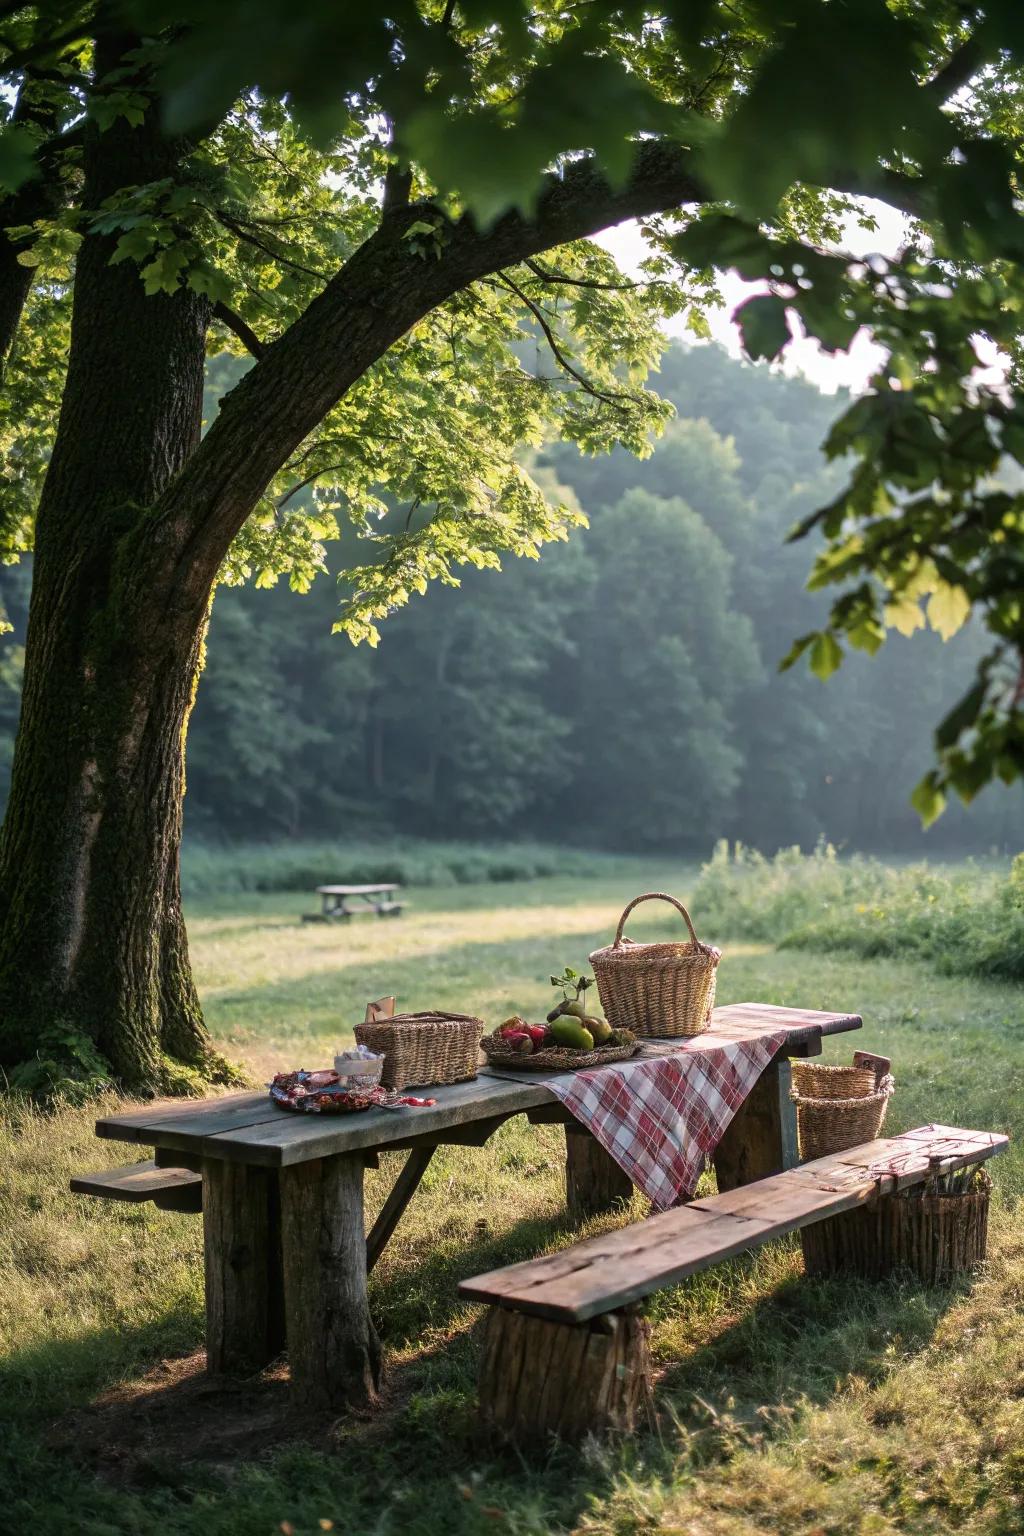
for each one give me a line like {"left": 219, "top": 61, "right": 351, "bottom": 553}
{"left": 459, "top": 1125, "right": 1008, "bottom": 1324}
{"left": 71, "top": 1160, "right": 202, "bottom": 1211}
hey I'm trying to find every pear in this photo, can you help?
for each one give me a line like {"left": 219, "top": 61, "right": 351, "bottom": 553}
{"left": 550, "top": 1017, "right": 594, "bottom": 1051}
{"left": 584, "top": 1017, "right": 612, "bottom": 1045}
{"left": 560, "top": 998, "right": 588, "bottom": 1020}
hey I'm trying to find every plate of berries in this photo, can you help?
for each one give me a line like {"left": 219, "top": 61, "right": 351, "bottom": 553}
{"left": 268, "top": 1068, "right": 436, "bottom": 1113}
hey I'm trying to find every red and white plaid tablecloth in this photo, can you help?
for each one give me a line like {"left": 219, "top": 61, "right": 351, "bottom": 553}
{"left": 542, "top": 1023, "right": 789, "bottom": 1210}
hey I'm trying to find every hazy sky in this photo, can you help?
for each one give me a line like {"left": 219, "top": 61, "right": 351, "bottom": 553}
{"left": 599, "top": 199, "right": 910, "bottom": 395}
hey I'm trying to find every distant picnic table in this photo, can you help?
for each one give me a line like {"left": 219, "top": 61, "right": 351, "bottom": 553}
{"left": 302, "top": 883, "right": 404, "bottom": 923}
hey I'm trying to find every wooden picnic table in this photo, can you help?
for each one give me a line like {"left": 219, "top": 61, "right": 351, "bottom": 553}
{"left": 303, "top": 883, "right": 404, "bottom": 923}
{"left": 94, "top": 1002, "right": 860, "bottom": 1410}
{"left": 300, "top": 884, "right": 399, "bottom": 915}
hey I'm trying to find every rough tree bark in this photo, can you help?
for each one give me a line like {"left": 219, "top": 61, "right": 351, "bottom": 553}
{"left": 0, "top": 46, "right": 222, "bottom": 1090}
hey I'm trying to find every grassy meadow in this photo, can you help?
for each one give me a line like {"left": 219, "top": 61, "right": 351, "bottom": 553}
{"left": 2, "top": 854, "right": 1023, "bottom": 1535}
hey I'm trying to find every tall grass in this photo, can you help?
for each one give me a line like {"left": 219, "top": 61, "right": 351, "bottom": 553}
{"left": 180, "top": 837, "right": 628, "bottom": 898}
{"left": 695, "top": 840, "right": 1024, "bottom": 980}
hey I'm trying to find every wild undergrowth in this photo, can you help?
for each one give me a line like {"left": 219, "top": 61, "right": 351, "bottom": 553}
{"left": 695, "top": 840, "right": 1024, "bottom": 982}
{"left": 180, "top": 838, "right": 640, "bottom": 899}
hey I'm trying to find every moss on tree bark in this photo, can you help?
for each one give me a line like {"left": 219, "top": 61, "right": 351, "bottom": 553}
{"left": 0, "top": 51, "right": 233, "bottom": 1095}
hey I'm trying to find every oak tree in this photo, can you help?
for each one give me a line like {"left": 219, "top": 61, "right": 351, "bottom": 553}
{"left": 1, "top": 0, "right": 1022, "bottom": 1090}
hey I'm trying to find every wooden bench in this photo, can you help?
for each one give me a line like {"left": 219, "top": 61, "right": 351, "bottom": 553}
{"left": 302, "top": 883, "right": 405, "bottom": 923}
{"left": 71, "top": 1159, "right": 203, "bottom": 1213}
{"left": 459, "top": 1124, "right": 1008, "bottom": 1443}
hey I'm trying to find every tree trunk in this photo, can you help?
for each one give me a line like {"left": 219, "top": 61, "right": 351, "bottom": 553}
{"left": 0, "top": 580, "right": 215, "bottom": 1087}
{"left": 0, "top": 43, "right": 224, "bottom": 1093}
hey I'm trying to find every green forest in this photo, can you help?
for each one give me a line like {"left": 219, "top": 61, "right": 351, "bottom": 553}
{"left": 1, "top": 342, "right": 1020, "bottom": 854}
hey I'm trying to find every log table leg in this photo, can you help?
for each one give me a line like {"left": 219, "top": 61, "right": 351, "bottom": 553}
{"left": 713, "top": 1056, "right": 799, "bottom": 1193}
{"left": 203, "top": 1159, "right": 285, "bottom": 1375}
{"left": 279, "top": 1153, "right": 382, "bottom": 1411}
{"left": 565, "top": 1125, "right": 635, "bottom": 1220}
{"left": 478, "top": 1306, "right": 652, "bottom": 1441}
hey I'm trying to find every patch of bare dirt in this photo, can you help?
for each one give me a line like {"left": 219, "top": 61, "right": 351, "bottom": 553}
{"left": 48, "top": 1352, "right": 358, "bottom": 1488}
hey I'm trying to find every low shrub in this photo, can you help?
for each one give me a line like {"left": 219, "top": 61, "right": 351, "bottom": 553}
{"left": 180, "top": 837, "right": 622, "bottom": 897}
{"left": 694, "top": 840, "right": 1024, "bottom": 981}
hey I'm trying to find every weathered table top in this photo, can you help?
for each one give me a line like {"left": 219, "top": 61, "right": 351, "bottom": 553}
{"left": 315, "top": 883, "right": 400, "bottom": 895}
{"left": 95, "top": 1004, "right": 861, "bottom": 1169}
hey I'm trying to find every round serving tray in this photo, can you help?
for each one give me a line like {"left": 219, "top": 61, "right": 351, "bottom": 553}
{"left": 268, "top": 1070, "right": 403, "bottom": 1114}
{"left": 480, "top": 1037, "right": 641, "bottom": 1072}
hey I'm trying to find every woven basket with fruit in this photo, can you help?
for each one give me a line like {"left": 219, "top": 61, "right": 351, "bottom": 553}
{"left": 480, "top": 967, "right": 640, "bottom": 1072}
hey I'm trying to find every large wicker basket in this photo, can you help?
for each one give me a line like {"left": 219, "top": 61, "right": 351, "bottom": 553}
{"left": 355, "top": 1000, "right": 483, "bottom": 1090}
{"left": 590, "top": 893, "right": 721, "bottom": 1040}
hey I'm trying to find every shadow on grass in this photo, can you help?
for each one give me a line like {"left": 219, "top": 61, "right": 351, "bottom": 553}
{"left": 5, "top": 1198, "right": 577, "bottom": 1451}
{"left": 0, "top": 1298, "right": 203, "bottom": 1428}
{"left": 652, "top": 1240, "right": 965, "bottom": 1437}
{"left": 203, "top": 921, "right": 776, "bottom": 1033}
{"left": 207, "top": 922, "right": 620, "bottom": 1006}
{"left": 4, "top": 1205, "right": 976, "bottom": 1536}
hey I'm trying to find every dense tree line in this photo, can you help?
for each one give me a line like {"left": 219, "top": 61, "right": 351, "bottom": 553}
{"left": 1, "top": 344, "right": 1020, "bottom": 854}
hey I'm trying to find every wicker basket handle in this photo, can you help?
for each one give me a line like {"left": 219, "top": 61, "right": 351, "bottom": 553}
{"left": 613, "top": 892, "right": 704, "bottom": 950}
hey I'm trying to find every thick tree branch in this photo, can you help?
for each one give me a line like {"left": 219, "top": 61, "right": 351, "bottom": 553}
{"left": 925, "top": 30, "right": 987, "bottom": 104}
{"left": 154, "top": 139, "right": 707, "bottom": 595}
{"left": 212, "top": 300, "right": 266, "bottom": 358}
{"left": 383, "top": 162, "right": 414, "bottom": 212}
{"left": 151, "top": 135, "right": 932, "bottom": 610}
{"left": 0, "top": 80, "right": 71, "bottom": 377}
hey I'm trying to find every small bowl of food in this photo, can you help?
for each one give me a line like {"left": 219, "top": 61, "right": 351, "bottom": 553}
{"left": 333, "top": 1044, "right": 385, "bottom": 1090}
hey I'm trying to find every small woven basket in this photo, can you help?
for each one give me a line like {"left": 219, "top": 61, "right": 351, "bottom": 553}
{"left": 355, "top": 1006, "right": 483, "bottom": 1090}
{"left": 792, "top": 1071, "right": 895, "bottom": 1161}
{"left": 590, "top": 893, "right": 720, "bottom": 1039}
{"left": 791, "top": 1061, "right": 878, "bottom": 1100}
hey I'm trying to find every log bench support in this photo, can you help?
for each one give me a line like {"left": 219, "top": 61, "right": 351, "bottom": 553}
{"left": 478, "top": 1306, "right": 653, "bottom": 1441}
{"left": 462, "top": 1124, "right": 1008, "bottom": 1445}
